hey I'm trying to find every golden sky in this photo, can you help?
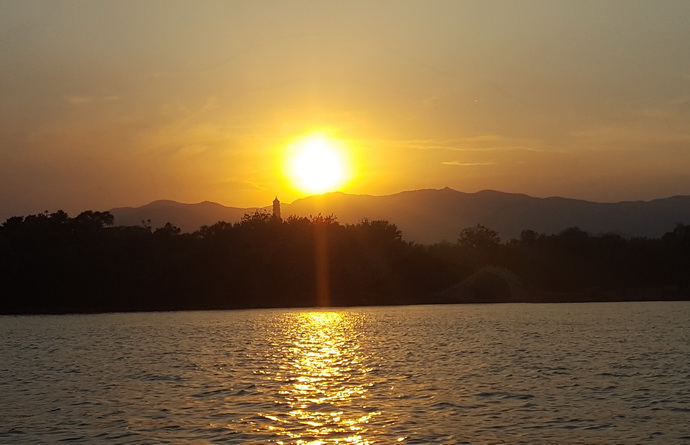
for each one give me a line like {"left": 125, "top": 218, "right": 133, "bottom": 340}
{"left": 2, "top": 0, "right": 690, "bottom": 220}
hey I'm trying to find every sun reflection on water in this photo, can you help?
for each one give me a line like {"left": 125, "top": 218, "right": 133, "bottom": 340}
{"left": 265, "top": 311, "right": 378, "bottom": 444}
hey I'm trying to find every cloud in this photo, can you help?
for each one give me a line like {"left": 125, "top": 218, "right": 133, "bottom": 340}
{"left": 392, "top": 135, "right": 550, "bottom": 153}
{"left": 441, "top": 161, "right": 496, "bottom": 166}
{"left": 247, "top": 181, "right": 269, "bottom": 191}
{"left": 64, "top": 95, "right": 120, "bottom": 105}
{"left": 166, "top": 144, "right": 210, "bottom": 160}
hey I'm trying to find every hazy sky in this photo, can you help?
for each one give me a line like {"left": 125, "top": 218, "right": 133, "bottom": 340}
{"left": 2, "top": 0, "right": 690, "bottom": 220}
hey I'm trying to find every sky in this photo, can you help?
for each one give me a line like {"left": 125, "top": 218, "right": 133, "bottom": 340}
{"left": 2, "top": 0, "right": 690, "bottom": 221}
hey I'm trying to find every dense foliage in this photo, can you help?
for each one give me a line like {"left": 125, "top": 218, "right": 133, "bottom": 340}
{"left": 1, "top": 212, "right": 688, "bottom": 314}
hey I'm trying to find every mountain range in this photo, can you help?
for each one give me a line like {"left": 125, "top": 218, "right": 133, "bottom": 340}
{"left": 109, "top": 188, "right": 690, "bottom": 244}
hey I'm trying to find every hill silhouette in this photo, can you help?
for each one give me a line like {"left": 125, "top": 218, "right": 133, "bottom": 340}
{"left": 110, "top": 188, "right": 690, "bottom": 243}
{"left": 110, "top": 200, "right": 257, "bottom": 232}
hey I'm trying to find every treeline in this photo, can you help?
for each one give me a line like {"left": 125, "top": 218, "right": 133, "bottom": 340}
{"left": 0, "top": 211, "right": 444, "bottom": 313}
{"left": 0, "top": 210, "right": 688, "bottom": 314}
{"left": 431, "top": 224, "right": 690, "bottom": 301}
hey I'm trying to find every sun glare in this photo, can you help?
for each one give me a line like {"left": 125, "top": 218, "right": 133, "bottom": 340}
{"left": 285, "top": 134, "right": 352, "bottom": 194}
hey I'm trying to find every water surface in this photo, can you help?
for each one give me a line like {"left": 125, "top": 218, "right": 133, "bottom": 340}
{"left": 1, "top": 302, "right": 689, "bottom": 443}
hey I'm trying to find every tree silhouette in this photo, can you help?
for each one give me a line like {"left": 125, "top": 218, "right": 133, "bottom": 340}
{"left": 1, "top": 211, "right": 688, "bottom": 314}
{"left": 457, "top": 224, "right": 500, "bottom": 249}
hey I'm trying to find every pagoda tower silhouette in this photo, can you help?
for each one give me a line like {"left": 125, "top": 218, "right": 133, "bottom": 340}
{"left": 272, "top": 197, "right": 281, "bottom": 220}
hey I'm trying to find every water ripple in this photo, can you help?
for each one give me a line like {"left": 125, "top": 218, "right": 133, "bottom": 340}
{"left": 1, "top": 302, "right": 689, "bottom": 443}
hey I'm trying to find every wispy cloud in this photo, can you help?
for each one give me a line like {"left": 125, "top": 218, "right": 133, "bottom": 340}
{"left": 391, "top": 135, "right": 549, "bottom": 153}
{"left": 64, "top": 95, "right": 120, "bottom": 105}
{"left": 247, "top": 181, "right": 269, "bottom": 191}
{"left": 441, "top": 161, "right": 496, "bottom": 166}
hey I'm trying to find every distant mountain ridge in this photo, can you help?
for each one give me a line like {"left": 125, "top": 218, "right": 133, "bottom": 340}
{"left": 109, "top": 189, "right": 690, "bottom": 244}
{"left": 109, "top": 200, "right": 258, "bottom": 232}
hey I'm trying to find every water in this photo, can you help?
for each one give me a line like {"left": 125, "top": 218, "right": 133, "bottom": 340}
{"left": 1, "top": 302, "right": 689, "bottom": 444}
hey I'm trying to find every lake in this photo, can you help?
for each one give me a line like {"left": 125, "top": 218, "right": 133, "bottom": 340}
{"left": 1, "top": 302, "right": 689, "bottom": 444}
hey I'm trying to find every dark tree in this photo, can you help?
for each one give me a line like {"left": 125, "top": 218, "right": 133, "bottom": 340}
{"left": 457, "top": 224, "right": 500, "bottom": 249}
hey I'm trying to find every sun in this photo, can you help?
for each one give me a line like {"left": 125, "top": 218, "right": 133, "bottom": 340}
{"left": 284, "top": 133, "right": 352, "bottom": 194}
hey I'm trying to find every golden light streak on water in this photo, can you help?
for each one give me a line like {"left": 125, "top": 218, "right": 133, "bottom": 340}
{"left": 267, "top": 312, "right": 379, "bottom": 444}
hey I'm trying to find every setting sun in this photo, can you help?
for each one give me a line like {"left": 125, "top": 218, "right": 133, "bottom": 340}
{"left": 284, "top": 134, "right": 352, "bottom": 195}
